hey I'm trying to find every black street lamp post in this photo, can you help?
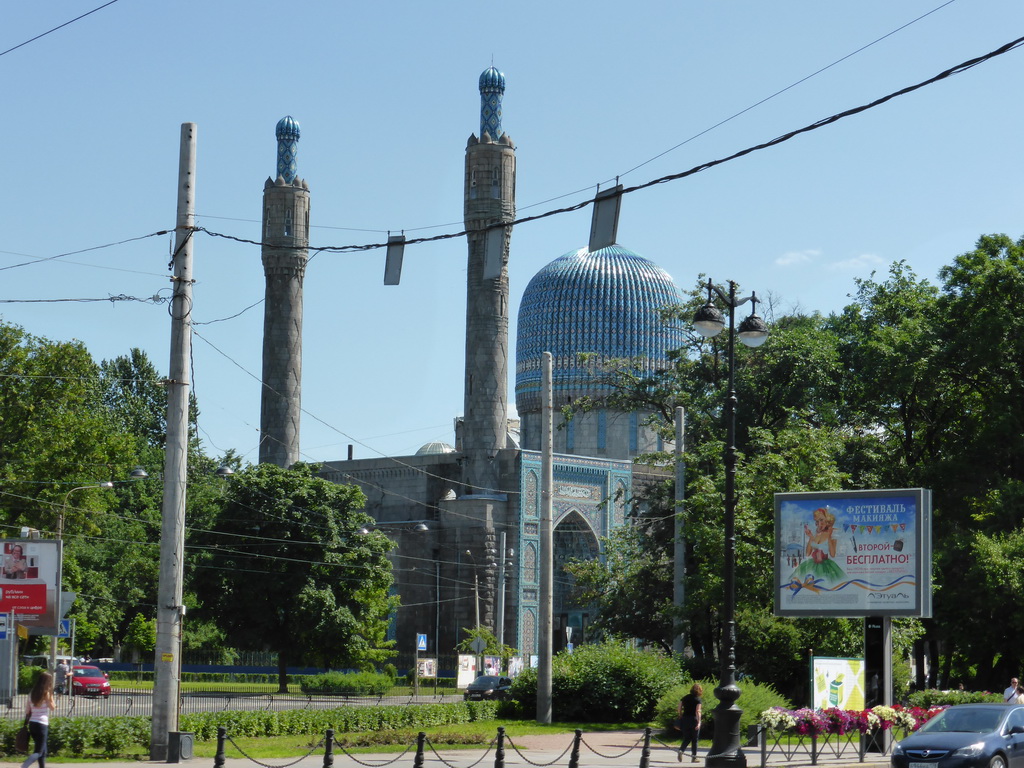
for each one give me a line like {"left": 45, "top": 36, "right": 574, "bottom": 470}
{"left": 692, "top": 279, "right": 768, "bottom": 768}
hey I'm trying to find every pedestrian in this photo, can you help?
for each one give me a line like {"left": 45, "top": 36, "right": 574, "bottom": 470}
{"left": 54, "top": 661, "right": 68, "bottom": 696}
{"left": 1016, "top": 684, "right": 1024, "bottom": 705}
{"left": 677, "top": 683, "right": 703, "bottom": 762}
{"left": 21, "top": 671, "right": 56, "bottom": 768}
{"left": 1004, "top": 677, "right": 1019, "bottom": 703}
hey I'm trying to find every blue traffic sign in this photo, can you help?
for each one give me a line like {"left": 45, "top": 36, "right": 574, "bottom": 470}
{"left": 57, "top": 619, "right": 71, "bottom": 639}
{"left": 416, "top": 633, "right": 427, "bottom": 652}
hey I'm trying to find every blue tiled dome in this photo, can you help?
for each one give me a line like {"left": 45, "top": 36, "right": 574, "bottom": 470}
{"left": 275, "top": 116, "right": 300, "bottom": 141}
{"left": 515, "top": 244, "right": 686, "bottom": 414}
{"left": 479, "top": 66, "right": 506, "bottom": 92}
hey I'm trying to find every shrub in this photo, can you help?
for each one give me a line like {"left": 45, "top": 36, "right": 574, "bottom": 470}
{"left": 655, "top": 678, "right": 790, "bottom": 737}
{"left": 510, "top": 641, "right": 680, "bottom": 722}
{"left": 906, "top": 688, "right": 1003, "bottom": 708}
{"left": 19, "top": 666, "right": 44, "bottom": 693}
{"left": 299, "top": 671, "right": 392, "bottom": 696}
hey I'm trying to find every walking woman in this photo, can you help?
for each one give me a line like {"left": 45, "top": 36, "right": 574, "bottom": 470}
{"left": 677, "top": 683, "right": 703, "bottom": 762}
{"left": 22, "top": 671, "right": 56, "bottom": 768}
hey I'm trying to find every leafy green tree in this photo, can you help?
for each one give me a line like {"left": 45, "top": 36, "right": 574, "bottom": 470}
{"left": 565, "top": 498, "right": 675, "bottom": 651}
{"left": 192, "top": 462, "right": 399, "bottom": 690}
{"left": 0, "top": 320, "right": 131, "bottom": 532}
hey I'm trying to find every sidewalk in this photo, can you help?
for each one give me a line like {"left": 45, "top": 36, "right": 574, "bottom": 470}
{"left": 8, "top": 729, "right": 892, "bottom": 768}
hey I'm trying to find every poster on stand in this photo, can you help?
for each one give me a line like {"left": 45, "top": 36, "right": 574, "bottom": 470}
{"left": 811, "top": 657, "right": 866, "bottom": 710}
{"left": 456, "top": 655, "right": 476, "bottom": 688}
{"left": 0, "top": 540, "right": 61, "bottom": 628}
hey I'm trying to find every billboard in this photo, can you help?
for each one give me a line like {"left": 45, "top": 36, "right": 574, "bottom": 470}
{"left": 774, "top": 489, "right": 932, "bottom": 617}
{"left": 0, "top": 540, "right": 61, "bottom": 628}
{"left": 811, "top": 657, "right": 865, "bottom": 710}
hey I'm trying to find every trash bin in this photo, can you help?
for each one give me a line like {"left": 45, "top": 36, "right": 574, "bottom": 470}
{"left": 168, "top": 731, "right": 194, "bottom": 762}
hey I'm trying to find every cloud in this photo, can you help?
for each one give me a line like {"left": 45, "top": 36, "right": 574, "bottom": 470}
{"left": 775, "top": 249, "right": 820, "bottom": 267}
{"left": 828, "top": 253, "right": 884, "bottom": 272}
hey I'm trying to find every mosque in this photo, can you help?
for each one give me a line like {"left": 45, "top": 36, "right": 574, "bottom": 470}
{"left": 259, "top": 68, "right": 687, "bottom": 664}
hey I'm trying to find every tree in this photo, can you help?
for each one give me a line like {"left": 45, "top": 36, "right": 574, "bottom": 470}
{"left": 192, "top": 462, "right": 398, "bottom": 690}
{"left": 565, "top": 495, "right": 675, "bottom": 651}
{"left": 0, "top": 321, "right": 131, "bottom": 532}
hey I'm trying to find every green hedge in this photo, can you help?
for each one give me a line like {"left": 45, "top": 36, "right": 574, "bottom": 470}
{"left": 905, "top": 688, "right": 1004, "bottom": 708}
{"left": 0, "top": 701, "right": 499, "bottom": 758}
{"left": 107, "top": 671, "right": 297, "bottom": 684}
{"left": 300, "top": 671, "right": 393, "bottom": 696}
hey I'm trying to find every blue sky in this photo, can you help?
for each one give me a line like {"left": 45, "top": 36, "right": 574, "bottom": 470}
{"left": 2, "top": 1, "right": 1023, "bottom": 468}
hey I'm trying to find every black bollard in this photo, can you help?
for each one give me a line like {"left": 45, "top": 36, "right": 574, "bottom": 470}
{"left": 568, "top": 729, "right": 582, "bottom": 768}
{"left": 323, "top": 729, "right": 334, "bottom": 768}
{"left": 495, "top": 726, "right": 505, "bottom": 768}
{"left": 214, "top": 727, "right": 226, "bottom": 768}
{"left": 414, "top": 731, "right": 426, "bottom": 768}
{"left": 639, "top": 727, "right": 651, "bottom": 768}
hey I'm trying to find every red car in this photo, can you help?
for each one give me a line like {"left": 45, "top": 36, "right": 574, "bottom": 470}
{"left": 71, "top": 665, "right": 111, "bottom": 698}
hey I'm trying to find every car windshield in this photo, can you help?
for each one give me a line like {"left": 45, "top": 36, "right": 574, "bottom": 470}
{"left": 74, "top": 666, "right": 101, "bottom": 676}
{"left": 471, "top": 676, "right": 500, "bottom": 686}
{"left": 918, "top": 707, "right": 1004, "bottom": 734}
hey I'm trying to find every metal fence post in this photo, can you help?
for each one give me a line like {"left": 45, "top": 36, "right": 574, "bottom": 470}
{"left": 214, "top": 727, "right": 226, "bottom": 768}
{"left": 639, "top": 727, "right": 651, "bottom": 768}
{"left": 811, "top": 732, "right": 818, "bottom": 765}
{"left": 414, "top": 731, "right": 426, "bottom": 768}
{"left": 323, "top": 729, "right": 334, "bottom": 768}
{"left": 495, "top": 726, "right": 505, "bottom": 768}
{"left": 568, "top": 729, "right": 582, "bottom": 768}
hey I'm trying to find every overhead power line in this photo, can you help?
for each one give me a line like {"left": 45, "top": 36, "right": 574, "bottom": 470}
{"left": 196, "top": 32, "right": 1024, "bottom": 259}
{"left": 0, "top": 1, "right": 122, "bottom": 59}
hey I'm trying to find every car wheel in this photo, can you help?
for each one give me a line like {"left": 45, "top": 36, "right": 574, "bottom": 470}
{"left": 989, "top": 754, "right": 1007, "bottom": 768}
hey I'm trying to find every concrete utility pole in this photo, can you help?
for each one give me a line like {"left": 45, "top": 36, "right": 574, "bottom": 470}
{"left": 673, "top": 407, "right": 686, "bottom": 657}
{"left": 151, "top": 122, "right": 196, "bottom": 761}
{"left": 537, "top": 352, "right": 553, "bottom": 723}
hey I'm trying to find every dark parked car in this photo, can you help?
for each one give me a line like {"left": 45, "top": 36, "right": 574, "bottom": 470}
{"left": 71, "top": 665, "right": 111, "bottom": 698}
{"left": 463, "top": 675, "right": 512, "bottom": 701}
{"left": 892, "top": 704, "right": 1024, "bottom": 768}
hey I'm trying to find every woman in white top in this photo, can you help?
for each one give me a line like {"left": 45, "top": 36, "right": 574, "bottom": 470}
{"left": 21, "top": 671, "right": 55, "bottom": 768}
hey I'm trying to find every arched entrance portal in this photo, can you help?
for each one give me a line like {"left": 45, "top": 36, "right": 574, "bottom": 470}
{"left": 553, "top": 510, "right": 599, "bottom": 652}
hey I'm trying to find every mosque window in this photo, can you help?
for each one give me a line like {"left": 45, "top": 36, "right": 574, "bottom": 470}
{"left": 597, "top": 411, "right": 606, "bottom": 451}
{"left": 566, "top": 417, "right": 575, "bottom": 453}
{"left": 630, "top": 413, "right": 638, "bottom": 455}
{"left": 470, "top": 170, "right": 477, "bottom": 199}
{"left": 284, "top": 209, "right": 292, "bottom": 237}
{"left": 491, "top": 168, "right": 500, "bottom": 198}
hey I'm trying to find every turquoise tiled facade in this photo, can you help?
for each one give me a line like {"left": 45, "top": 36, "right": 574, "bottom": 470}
{"left": 275, "top": 115, "right": 300, "bottom": 184}
{"left": 478, "top": 66, "right": 505, "bottom": 139}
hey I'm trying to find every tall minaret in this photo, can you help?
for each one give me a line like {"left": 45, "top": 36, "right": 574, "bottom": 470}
{"left": 259, "top": 116, "right": 310, "bottom": 468}
{"left": 462, "top": 67, "right": 516, "bottom": 495}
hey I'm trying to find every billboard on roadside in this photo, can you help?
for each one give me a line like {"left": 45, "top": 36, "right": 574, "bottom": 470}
{"left": 774, "top": 489, "right": 932, "bottom": 617}
{"left": 0, "top": 539, "right": 61, "bottom": 628}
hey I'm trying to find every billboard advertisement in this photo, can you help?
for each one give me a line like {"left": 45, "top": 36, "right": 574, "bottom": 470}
{"left": 775, "top": 489, "right": 932, "bottom": 617}
{"left": 811, "top": 657, "right": 865, "bottom": 710}
{"left": 0, "top": 540, "right": 61, "bottom": 628}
